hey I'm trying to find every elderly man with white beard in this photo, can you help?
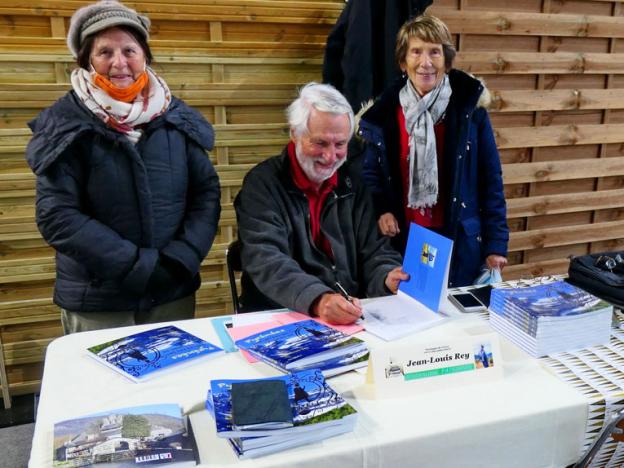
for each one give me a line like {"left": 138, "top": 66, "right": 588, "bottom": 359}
{"left": 234, "top": 82, "right": 407, "bottom": 325}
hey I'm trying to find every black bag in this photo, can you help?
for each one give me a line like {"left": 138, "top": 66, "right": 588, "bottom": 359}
{"left": 568, "top": 251, "right": 624, "bottom": 308}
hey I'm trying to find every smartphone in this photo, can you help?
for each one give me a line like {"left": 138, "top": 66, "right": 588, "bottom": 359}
{"left": 448, "top": 292, "right": 487, "bottom": 313}
{"left": 470, "top": 284, "right": 493, "bottom": 308}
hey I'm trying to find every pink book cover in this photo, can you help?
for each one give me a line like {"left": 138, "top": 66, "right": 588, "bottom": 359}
{"left": 274, "top": 311, "right": 364, "bottom": 335}
{"left": 227, "top": 312, "right": 363, "bottom": 364}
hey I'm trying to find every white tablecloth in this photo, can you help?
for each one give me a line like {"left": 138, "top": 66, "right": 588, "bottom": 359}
{"left": 29, "top": 308, "right": 588, "bottom": 467}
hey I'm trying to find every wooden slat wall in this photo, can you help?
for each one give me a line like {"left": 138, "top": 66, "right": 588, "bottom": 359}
{"left": 0, "top": 0, "right": 343, "bottom": 399}
{"left": 1, "top": 0, "right": 623, "bottom": 397}
{"left": 429, "top": 0, "right": 624, "bottom": 279}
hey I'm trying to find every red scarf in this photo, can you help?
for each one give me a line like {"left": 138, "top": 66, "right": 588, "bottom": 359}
{"left": 288, "top": 142, "right": 337, "bottom": 259}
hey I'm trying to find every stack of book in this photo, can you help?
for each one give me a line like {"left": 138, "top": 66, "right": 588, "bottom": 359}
{"left": 235, "top": 319, "right": 369, "bottom": 377}
{"left": 488, "top": 280, "right": 613, "bottom": 357}
{"left": 207, "top": 369, "right": 357, "bottom": 459}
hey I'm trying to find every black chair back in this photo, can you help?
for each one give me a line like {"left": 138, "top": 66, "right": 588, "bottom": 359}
{"left": 225, "top": 239, "right": 243, "bottom": 314}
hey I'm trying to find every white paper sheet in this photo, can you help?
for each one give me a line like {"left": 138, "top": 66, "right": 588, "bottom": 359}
{"left": 362, "top": 292, "right": 445, "bottom": 341}
{"left": 231, "top": 312, "right": 277, "bottom": 327}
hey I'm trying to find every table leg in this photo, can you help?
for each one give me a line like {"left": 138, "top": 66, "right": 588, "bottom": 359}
{"left": 0, "top": 329, "right": 11, "bottom": 409}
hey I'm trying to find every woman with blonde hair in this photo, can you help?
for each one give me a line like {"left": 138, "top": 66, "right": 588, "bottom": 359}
{"left": 359, "top": 15, "right": 508, "bottom": 287}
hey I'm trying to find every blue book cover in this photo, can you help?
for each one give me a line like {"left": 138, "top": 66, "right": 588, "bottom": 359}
{"left": 235, "top": 320, "right": 368, "bottom": 375}
{"left": 490, "top": 281, "right": 611, "bottom": 320}
{"left": 207, "top": 369, "right": 357, "bottom": 441}
{"left": 53, "top": 403, "right": 198, "bottom": 466}
{"left": 87, "top": 325, "right": 223, "bottom": 382}
{"left": 211, "top": 316, "right": 237, "bottom": 353}
{"left": 399, "top": 223, "right": 453, "bottom": 312}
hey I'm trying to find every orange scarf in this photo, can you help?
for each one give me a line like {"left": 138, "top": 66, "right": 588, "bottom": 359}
{"left": 93, "top": 71, "right": 149, "bottom": 103}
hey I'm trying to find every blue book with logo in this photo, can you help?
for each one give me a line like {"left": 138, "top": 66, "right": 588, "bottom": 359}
{"left": 235, "top": 320, "right": 369, "bottom": 377}
{"left": 87, "top": 325, "right": 223, "bottom": 382}
{"left": 362, "top": 224, "right": 452, "bottom": 341}
{"left": 399, "top": 223, "right": 454, "bottom": 313}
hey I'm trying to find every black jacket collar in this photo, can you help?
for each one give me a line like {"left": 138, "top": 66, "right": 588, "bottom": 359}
{"left": 26, "top": 92, "right": 214, "bottom": 175}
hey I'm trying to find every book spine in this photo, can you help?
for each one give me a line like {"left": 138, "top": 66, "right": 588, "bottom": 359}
{"left": 246, "top": 349, "right": 288, "bottom": 373}
{"left": 490, "top": 299, "right": 539, "bottom": 337}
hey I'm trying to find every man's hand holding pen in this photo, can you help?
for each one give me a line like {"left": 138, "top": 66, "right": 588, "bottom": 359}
{"left": 311, "top": 284, "right": 363, "bottom": 325}
{"left": 311, "top": 269, "right": 409, "bottom": 325}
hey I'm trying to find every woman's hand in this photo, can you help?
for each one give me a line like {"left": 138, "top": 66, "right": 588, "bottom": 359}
{"left": 486, "top": 254, "right": 508, "bottom": 271}
{"left": 378, "top": 212, "right": 400, "bottom": 237}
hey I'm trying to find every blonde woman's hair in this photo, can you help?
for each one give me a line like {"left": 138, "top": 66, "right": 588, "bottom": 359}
{"left": 395, "top": 15, "right": 456, "bottom": 71}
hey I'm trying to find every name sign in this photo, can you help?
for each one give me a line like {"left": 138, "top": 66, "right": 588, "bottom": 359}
{"left": 367, "top": 333, "right": 503, "bottom": 396}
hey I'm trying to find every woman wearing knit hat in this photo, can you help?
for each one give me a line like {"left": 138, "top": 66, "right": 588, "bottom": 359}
{"left": 26, "top": 1, "right": 221, "bottom": 333}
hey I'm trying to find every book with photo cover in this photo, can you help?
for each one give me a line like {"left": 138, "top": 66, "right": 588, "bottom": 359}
{"left": 489, "top": 280, "right": 612, "bottom": 336}
{"left": 490, "top": 280, "right": 611, "bottom": 321}
{"left": 206, "top": 369, "right": 357, "bottom": 458}
{"left": 52, "top": 403, "right": 198, "bottom": 467}
{"left": 87, "top": 325, "right": 223, "bottom": 382}
{"left": 234, "top": 319, "right": 369, "bottom": 377}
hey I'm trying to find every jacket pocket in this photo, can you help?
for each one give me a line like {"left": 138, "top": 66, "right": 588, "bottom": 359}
{"left": 456, "top": 215, "right": 484, "bottom": 285}
{"left": 461, "top": 215, "right": 482, "bottom": 238}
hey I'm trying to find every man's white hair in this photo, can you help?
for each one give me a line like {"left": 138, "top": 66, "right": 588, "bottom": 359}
{"left": 287, "top": 82, "right": 355, "bottom": 138}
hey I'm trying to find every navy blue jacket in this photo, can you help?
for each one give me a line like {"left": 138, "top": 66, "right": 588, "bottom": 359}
{"left": 26, "top": 92, "right": 221, "bottom": 312}
{"left": 359, "top": 69, "right": 509, "bottom": 287}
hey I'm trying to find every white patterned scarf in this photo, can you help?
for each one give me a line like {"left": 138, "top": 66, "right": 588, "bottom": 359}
{"left": 399, "top": 74, "right": 452, "bottom": 209}
{"left": 70, "top": 66, "right": 171, "bottom": 144}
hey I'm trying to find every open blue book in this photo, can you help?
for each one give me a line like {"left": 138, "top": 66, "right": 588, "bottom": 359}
{"left": 206, "top": 369, "right": 357, "bottom": 458}
{"left": 363, "top": 223, "right": 453, "bottom": 341}
{"left": 87, "top": 325, "right": 223, "bottom": 382}
{"left": 53, "top": 403, "right": 198, "bottom": 466}
{"left": 234, "top": 319, "right": 369, "bottom": 377}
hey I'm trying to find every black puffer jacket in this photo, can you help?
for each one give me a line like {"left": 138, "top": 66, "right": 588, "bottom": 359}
{"left": 234, "top": 146, "right": 402, "bottom": 313}
{"left": 26, "top": 92, "right": 221, "bottom": 312}
{"left": 322, "top": 0, "right": 433, "bottom": 110}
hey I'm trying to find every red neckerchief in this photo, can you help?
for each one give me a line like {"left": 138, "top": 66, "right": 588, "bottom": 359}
{"left": 287, "top": 141, "right": 337, "bottom": 259}
{"left": 397, "top": 105, "right": 446, "bottom": 228}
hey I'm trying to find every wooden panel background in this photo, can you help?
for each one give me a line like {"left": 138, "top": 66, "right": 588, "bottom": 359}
{"left": 0, "top": 0, "right": 622, "bottom": 398}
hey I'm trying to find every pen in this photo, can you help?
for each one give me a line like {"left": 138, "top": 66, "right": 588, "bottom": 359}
{"left": 335, "top": 282, "right": 365, "bottom": 320}
{"left": 183, "top": 400, "right": 206, "bottom": 416}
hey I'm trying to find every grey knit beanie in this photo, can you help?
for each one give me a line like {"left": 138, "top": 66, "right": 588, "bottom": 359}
{"left": 66, "top": 0, "right": 150, "bottom": 57}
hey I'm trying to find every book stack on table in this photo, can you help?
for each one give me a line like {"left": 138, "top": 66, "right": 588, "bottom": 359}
{"left": 488, "top": 280, "right": 613, "bottom": 357}
{"left": 206, "top": 369, "right": 358, "bottom": 459}
{"left": 235, "top": 319, "right": 369, "bottom": 377}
